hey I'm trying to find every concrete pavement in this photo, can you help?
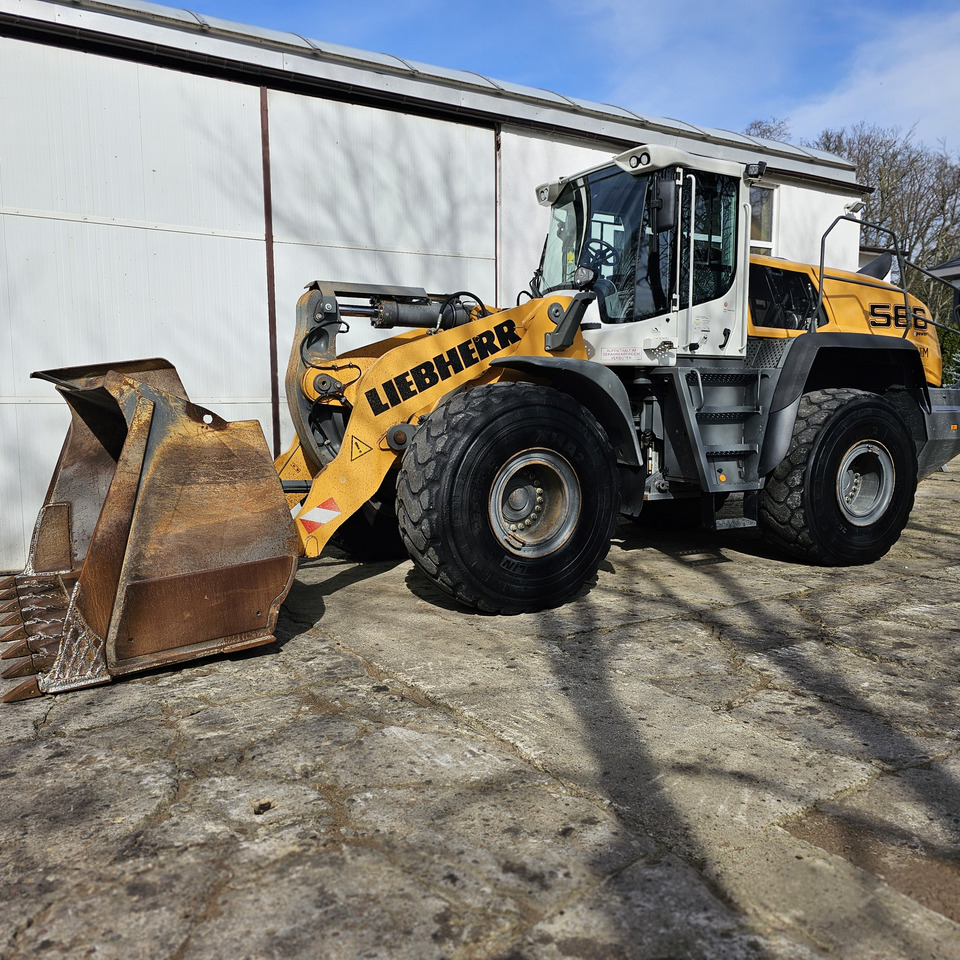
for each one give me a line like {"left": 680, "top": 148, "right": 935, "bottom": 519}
{"left": 2, "top": 473, "right": 959, "bottom": 959}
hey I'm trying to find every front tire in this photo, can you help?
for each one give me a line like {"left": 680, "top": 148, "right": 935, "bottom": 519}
{"left": 759, "top": 388, "right": 917, "bottom": 565}
{"left": 397, "top": 383, "right": 620, "bottom": 612}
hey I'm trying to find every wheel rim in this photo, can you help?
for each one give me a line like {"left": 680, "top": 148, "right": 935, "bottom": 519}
{"left": 835, "top": 439, "right": 896, "bottom": 526}
{"left": 489, "top": 450, "right": 581, "bottom": 557}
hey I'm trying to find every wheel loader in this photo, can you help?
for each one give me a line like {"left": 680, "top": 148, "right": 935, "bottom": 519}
{"left": 4, "top": 142, "right": 960, "bottom": 703}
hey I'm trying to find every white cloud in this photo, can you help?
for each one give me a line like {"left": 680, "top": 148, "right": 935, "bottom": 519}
{"left": 562, "top": 0, "right": 960, "bottom": 153}
{"left": 560, "top": 0, "right": 833, "bottom": 131}
{"left": 787, "top": 8, "right": 960, "bottom": 151}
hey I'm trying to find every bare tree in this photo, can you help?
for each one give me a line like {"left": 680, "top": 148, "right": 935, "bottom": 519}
{"left": 743, "top": 117, "right": 792, "bottom": 142}
{"left": 813, "top": 125, "right": 960, "bottom": 274}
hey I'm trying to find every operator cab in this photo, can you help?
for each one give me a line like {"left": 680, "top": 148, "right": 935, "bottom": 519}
{"left": 533, "top": 145, "right": 752, "bottom": 365}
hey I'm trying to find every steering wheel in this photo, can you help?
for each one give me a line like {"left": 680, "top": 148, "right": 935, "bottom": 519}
{"left": 581, "top": 238, "right": 619, "bottom": 269}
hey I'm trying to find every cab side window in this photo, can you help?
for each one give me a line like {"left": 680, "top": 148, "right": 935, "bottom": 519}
{"left": 679, "top": 172, "right": 738, "bottom": 309}
{"left": 749, "top": 263, "right": 822, "bottom": 329}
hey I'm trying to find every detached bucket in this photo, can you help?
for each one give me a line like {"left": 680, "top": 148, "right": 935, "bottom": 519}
{"left": 1, "top": 360, "right": 298, "bottom": 702}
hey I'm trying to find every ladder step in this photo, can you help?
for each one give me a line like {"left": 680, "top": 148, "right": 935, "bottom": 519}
{"left": 704, "top": 444, "right": 759, "bottom": 457}
{"left": 697, "top": 405, "right": 760, "bottom": 422}
{"left": 713, "top": 516, "right": 758, "bottom": 530}
{"left": 688, "top": 369, "right": 761, "bottom": 384}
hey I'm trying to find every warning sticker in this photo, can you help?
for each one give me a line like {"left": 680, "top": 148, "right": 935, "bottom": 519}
{"left": 600, "top": 346, "right": 644, "bottom": 362}
{"left": 350, "top": 436, "right": 372, "bottom": 460}
{"left": 299, "top": 498, "right": 342, "bottom": 533}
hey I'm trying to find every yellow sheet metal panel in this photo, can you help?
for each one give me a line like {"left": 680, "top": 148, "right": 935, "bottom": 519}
{"left": 290, "top": 297, "right": 581, "bottom": 556}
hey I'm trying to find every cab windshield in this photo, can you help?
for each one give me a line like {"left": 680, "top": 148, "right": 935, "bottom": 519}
{"left": 538, "top": 166, "right": 674, "bottom": 323}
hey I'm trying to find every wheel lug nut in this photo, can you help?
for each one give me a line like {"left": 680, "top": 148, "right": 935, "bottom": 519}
{"left": 509, "top": 524, "right": 517, "bottom": 532}
{"left": 536, "top": 487, "right": 543, "bottom": 495}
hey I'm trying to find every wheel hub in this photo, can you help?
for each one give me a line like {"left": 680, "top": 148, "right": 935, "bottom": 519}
{"left": 489, "top": 450, "right": 581, "bottom": 557}
{"left": 836, "top": 440, "right": 895, "bottom": 526}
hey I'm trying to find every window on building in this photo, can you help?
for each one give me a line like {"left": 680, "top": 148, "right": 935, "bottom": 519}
{"left": 750, "top": 185, "right": 775, "bottom": 256}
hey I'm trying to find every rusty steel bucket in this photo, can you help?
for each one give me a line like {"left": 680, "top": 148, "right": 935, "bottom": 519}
{"left": 1, "top": 360, "right": 298, "bottom": 702}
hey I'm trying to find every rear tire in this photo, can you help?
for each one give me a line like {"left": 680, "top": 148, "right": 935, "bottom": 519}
{"left": 397, "top": 383, "right": 620, "bottom": 612}
{"left": 759, "top": 388, "right": 917, "bottom": 565}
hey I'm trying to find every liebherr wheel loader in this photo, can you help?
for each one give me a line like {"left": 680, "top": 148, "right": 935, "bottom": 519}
{"left": 4, "top": 143, "right": 960, "bottom": 702}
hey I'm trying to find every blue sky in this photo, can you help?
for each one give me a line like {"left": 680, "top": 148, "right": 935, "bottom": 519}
{"left": 189, "top": 0, "right": 960, "bottom": 152}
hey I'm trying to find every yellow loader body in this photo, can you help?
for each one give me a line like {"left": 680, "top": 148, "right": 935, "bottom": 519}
{"left": 748, "top": 254, "right": 943, "bottom": 385}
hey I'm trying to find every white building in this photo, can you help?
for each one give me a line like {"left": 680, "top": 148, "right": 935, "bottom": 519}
{"left": 0, "top": 0, "right": 865, "bottom": 570}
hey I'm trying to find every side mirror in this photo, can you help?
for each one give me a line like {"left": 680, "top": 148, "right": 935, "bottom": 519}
{"left": 653, "top": 177, "right": 677, "bottom": 233}
{"left": 573, "top": 265, "right": 597, "bottom": 290}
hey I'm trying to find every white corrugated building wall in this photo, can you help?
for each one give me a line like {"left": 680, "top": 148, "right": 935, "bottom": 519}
{"left": 0, "top": 0, "right": 864, "bottom": 570}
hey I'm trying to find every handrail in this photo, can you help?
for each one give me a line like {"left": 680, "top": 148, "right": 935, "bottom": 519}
{"left": 813, "top": 214, "right": 960, "bottom": 340}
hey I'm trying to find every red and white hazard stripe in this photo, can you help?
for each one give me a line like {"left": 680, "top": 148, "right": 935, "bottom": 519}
{"left": 298, "top": 498, "right": 342, "bottom": 534}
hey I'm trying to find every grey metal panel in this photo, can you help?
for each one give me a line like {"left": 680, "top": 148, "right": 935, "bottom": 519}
{"left": 269, "top": 97, "right": 495, "bottom": 256}
{"left": 0, "top": 38, "right": 265, "bottom": 233}
{"left": 401, "top": 59, "right": 500, "bottom": 90}
{"left": 0, "top": 36, "right": 271, "bottom": 395}
{"left": 0, "top": 402, "right": 64, "bottom": 570}
{"left": 481, "top": 77, "right": 580, "bottom": 106}
{"left": 0, "top": 37, "right": 275, "bottom": 567}
{"left": 1, "top": 214, "right": 272, "bottom": 399}
{"left": 563, "top": 99, "right": 658, "bottom": 125}
{"left": 267, "top": 88, "right": 496, "bottom": 350}
{"left": 695, "top": 126, "right": 774, "bottom": 150}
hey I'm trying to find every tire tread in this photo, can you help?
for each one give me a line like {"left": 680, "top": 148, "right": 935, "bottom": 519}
{"left": 397, "top": 383, "right": 618, "bottom": 612}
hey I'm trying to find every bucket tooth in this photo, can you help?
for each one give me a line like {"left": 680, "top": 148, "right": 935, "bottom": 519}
{"left": 14, "top": 577, "right": 67, "bottom": 602}
{"left": 16, "top": 602, "right": 65, "bottom": 620}
{"left": 1, "top": 618, "right": 67, "bottom": 656}
{"left": 0, "top": 576, "right": 68, "bottom": 619}
{"left": 2, "top": 636, "right": 63, "bottom": 660}
{"left": 0, "top": 624, "right": 26, "bottom": 645}
{"left": 2, "top": 677, "right": 42, "bottom": 703}
{"left": 2, "top": 640, "right": 30, "bottom": 660}
{"left": 2, "top": 650, "right": 56, "bottom": 679}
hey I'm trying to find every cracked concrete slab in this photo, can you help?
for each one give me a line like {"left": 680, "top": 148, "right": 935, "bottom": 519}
{"left": 1, "top": 472, "right": 960, "bottom": 959}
